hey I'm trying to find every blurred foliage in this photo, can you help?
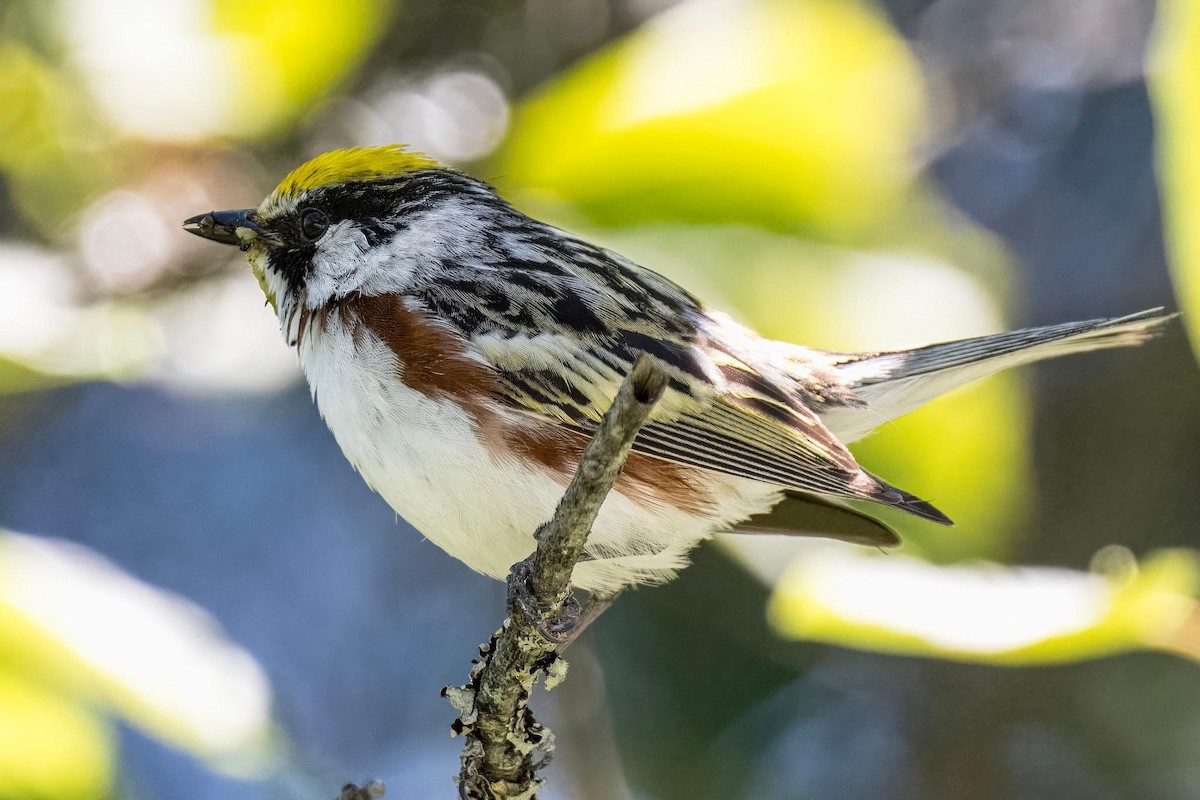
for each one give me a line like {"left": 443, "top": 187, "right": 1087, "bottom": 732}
{"left": 0, "top": 670, "right": 113, "bottom": 800}
{"left": 0, "top": 243, "right": 158, "bottom": 392}
{"left": 0, "top": 355, "right": 76, "bottom": 395}
{"left": 769, "top": 548, "right": 1200, "bottom": 665}
{"left": 0, "top": 531, "right": 276, "bottom": 784}
{"left": 0, "top": 37, "right": 108, "bottom": 235}
{"left": 848, "top": 376, "right": 1030, "bottom": 562}
{"left": 1149, "top": 0, "right": 1200, "bottom": 361}
{"left": 0, "top": 0, "right": 1194, "bottom": 797}
{"left": 210, "top": 0, "right": 391, "bottom": 138}
{"left": 503, "top": 0, "right": 923, "bottom": 239}
{"left": 0, "top": 42, "right": 79, "bottom": 172}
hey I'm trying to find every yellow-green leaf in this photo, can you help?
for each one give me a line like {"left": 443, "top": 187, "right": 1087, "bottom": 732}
{"left": 0, "top": 671, "right": 113, "bottom": 800}
{"left": 1148, "top": 0, "right": 1200, "bottom": 359}
{"left": 214, "top": 0, "right": 392, "bottom": 136}
{"left": 503, "top": 0, "right": 924, "bottom": 238}
{"left": 769, "top": 549, "right": 1200, "bottom": 665}
{"left": 61, "top": 0, "right": 390, "bottom": 141}
{"left": 0, "top": 531, "right": 276, "bottom": 777}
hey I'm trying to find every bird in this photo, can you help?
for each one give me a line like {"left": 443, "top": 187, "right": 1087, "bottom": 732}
{"left": 184, "top": 145, "right": 1174, "bottom": 597}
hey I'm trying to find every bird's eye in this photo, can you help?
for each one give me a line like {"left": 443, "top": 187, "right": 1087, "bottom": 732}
{"left": 299, "top": 209, "right": 330, "bottom": 242}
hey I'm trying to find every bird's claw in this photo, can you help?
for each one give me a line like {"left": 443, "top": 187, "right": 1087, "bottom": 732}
{"left": 506, "top": 559, "right": 581, "bottom": 646}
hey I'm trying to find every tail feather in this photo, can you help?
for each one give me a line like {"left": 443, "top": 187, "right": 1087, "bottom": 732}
{"left": 871, "top": 476, "right": 954, "bottom": 526}
{"left": 821, "top": 308, "right": 1176, "bottom": 443}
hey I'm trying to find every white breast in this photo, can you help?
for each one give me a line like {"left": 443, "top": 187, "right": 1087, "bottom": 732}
{"left": 296, "top": 312, "right": 780, "bottom": 594}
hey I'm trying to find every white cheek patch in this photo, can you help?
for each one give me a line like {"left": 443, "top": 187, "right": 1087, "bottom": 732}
{"left": 306, "top": 221, "right": 372, "bottom": 305}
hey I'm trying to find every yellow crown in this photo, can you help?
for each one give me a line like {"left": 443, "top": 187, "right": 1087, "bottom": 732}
{"left": 270, "top": 145, "right": 441, "bottom": 201}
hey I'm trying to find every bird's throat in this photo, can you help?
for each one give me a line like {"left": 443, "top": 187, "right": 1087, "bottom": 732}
{"left": 245, "top": 245, "right": 279, "bottom": 314}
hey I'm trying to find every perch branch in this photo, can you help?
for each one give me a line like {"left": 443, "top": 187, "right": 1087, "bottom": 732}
{"left": 447, "top": 353, "right": 669, "bottom": 799}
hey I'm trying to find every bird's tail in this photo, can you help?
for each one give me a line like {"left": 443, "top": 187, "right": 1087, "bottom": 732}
{"left": 820, "top": 308, "right": 1176, "bottom": 443}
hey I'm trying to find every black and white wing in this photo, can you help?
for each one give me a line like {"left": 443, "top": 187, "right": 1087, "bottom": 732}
{"left": 409, "top": 225, "right": 950, "bottom": 526}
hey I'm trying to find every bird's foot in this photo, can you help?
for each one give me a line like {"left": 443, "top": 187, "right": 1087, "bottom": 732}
{"left": 507, "top": 558, "right": 579, "bottom": 646}
{"left": 506, "top": 559, "right": 620, "bottom": 650}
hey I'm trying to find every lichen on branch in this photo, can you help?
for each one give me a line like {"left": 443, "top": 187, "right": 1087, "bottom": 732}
{"left": 448, "top": 353, "right": 668, "bottom": 799}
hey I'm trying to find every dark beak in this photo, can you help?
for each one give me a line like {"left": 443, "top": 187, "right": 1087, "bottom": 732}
{"left": 182, "top": 209, "right": 259, "bottom": 246}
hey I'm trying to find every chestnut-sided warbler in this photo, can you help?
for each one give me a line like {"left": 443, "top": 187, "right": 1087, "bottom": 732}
{"left": 184, "top": 145, "right": 1172, "bottom": 595}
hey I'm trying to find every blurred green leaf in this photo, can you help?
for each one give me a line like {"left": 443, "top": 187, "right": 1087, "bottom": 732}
{"left": 214, "top": 0, "right": 392, "bottom": 136}
{"left": 0, "top": 671, "right": 113, "bottom": 800}
{"left": 769, "top": 548, "right": 1200, "bottom": 665}
{"left": 849, "top": 374, "right": 1031, "bottom": 563}
{"left": 0, "top": 41, "right": 109, "bottom": 232}
{"left": 0, "top": 355, "right": 77, "bottom": 395}
{"left": 0, "top": 42, "right": 68, "bottom": 170}
{"left": 503, "top": 0, "right": 924, "bottom": 239}
{"left": 0, "top": 303, "right": 159, "bottom": 395}
{"left": 1149, "top": 0, "right": 1200, "bottom": 359}
{"left": 0, "top": 531, "right": 276, "bottom": 777}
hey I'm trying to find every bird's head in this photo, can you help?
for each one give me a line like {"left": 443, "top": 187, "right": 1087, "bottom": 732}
{"left": 184, "top": 145, "right": 495, "bottom": 313}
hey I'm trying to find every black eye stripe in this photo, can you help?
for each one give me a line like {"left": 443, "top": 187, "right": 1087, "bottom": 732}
{"left": 263, "top": 169, "right": 505, "bottom": 298}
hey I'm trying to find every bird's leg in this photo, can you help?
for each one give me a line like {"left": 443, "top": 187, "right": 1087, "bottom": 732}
{"left": 557, "top": 590, "right": 621, "bottom": 652}
{"left": 506, "top": 557, "right": 574, "bottom": 645}
{"left": 506, "top": 558, "right": 621, "bottom": 650}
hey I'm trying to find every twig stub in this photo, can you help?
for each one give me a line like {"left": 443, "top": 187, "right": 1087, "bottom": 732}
{"left": 338, "top": 780, "right": 386, "bottom": 799}
{"left": 630, "top": 352, "right": 670, "bottom": 405}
